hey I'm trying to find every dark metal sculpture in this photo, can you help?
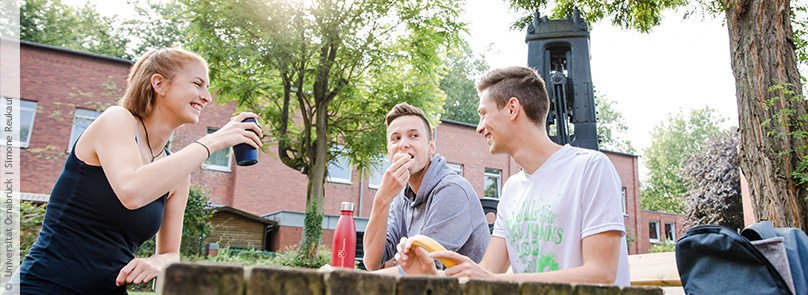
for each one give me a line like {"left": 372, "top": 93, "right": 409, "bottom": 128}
{"left": 525, "top": 9, "right": 599, "bottom": 150}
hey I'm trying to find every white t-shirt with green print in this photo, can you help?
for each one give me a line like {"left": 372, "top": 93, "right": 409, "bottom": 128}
{"left": 492, "top": 144, "right": 631, "bottom": 286}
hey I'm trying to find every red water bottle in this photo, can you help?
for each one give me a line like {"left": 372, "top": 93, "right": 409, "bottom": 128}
{"left": 331, "top": 202, "right": 356, "bottom": 268}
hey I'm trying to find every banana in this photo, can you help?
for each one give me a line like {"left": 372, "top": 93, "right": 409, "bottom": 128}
{"left": 410, "top": 235, "right": 457, "bottom": 267}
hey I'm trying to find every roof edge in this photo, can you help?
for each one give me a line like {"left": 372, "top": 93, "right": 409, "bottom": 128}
{"left": 15, "top": 38, "right": 133, "bottom": 64}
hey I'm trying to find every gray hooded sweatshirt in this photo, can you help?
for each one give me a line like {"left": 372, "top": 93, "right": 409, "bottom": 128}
{"left": 380, "top": 154, "right": 491, "bottom": 268}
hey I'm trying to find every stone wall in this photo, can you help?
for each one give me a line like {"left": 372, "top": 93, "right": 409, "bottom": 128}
{"left": 157, "top": 262, "right": 662, "bottom": 295}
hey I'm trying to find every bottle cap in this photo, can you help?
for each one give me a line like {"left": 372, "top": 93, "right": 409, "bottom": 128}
{"left": 340, "top": 202, "right": 355, "bottom": 212}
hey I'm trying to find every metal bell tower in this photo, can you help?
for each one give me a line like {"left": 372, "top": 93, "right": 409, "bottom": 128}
{"left": 525, "top": 9, "right": 599, "bottom": 150}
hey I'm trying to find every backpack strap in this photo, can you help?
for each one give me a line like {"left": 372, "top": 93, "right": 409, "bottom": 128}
{"left": 742, "top": 221, "right": 778, "bottom": 241}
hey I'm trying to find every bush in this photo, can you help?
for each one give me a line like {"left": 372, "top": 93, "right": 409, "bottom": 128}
{"left": 649, "top": 243, "right": 676, "bottom": 253}
{"left": 135, "top": 184, "right": 213, "bottom": 259}
{"left": 20, "top": 201, "right": 47, "bottom": 262}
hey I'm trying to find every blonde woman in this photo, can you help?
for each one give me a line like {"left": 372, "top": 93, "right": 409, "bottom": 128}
{"left": 17, "top": 48, "right": 262, "bottom": 294}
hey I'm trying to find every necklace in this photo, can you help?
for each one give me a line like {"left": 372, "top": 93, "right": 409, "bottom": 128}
{"left": 139, "top": 117, "right": 164, "bottom": 163}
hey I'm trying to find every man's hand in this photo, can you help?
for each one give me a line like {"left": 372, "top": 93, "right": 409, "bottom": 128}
{"left": 394, "top": 237, "right": 438, "bottom": 275}
{"left": 374, "top": 153, "right": 412, "bottom": 206}
{"left": 431, "top": 251, "right": 496, "bottom": 280}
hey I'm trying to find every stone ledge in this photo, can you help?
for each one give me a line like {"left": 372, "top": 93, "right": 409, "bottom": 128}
{"left": 157, "top": 262, "right": 662, "bottom": 295}
{"left": 157, "top": 262, "right": 243, "bottom": 295}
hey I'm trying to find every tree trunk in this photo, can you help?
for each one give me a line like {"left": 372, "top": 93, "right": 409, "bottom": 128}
{"left": 725, "top": 0, "right": 808, "bottom": 229}
{"left": 298, "top": 101, "right": 330, "bottom": 262}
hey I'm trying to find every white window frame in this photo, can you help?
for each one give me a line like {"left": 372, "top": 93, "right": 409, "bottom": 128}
{"left": 203, "top": 127, "right": 232, "bottom": 172}
{"left": 18, "top": 99, "right": 37, "bottom": 148}
{"left": 447, "top": 162, "right": 463, "bottom": 176}
{"left": 327, "top": 145, "right": 352, "bottom": 184}
{"left": 484, "top": 168, "right": 502, "bottom": 199}
{"left": 67, "top": 108, "right": 101, "bottom": 152}
{"left": 649, "top": 220, "right": 661, "bottom": 244}
{"left": 368, "top": 154, "right": 390, "bottom": 189}
{"left": 665, "top": 222, "right": 676, "bottom": 244}
{"left": 621, "top": 187, "right": 627, "bottom": 216}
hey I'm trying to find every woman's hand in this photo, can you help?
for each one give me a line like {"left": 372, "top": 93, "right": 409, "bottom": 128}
{"left": 394, "top": 237, "right": 438, "bottom": 275}
{"left": 199, "top": 112, "right": 264, "bottom": 152}
{"left": 115, "top": 257, "right": 161, "bottom": 287}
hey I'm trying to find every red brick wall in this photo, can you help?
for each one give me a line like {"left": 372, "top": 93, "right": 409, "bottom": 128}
{"left": 18, "top": 43, "right": 240, "bottom": 206}
{"left": 270, "top": 226, "right": 337, "bottom": 252}
{"left": 638, "top": 210, "right": 687, "bottom": 254}
{"left": 434, "top": 121, "right": 520, "bottom": 197}
{"left": 603, "top": 151, "right": 642, "bottom": 254}
{"left": 19, "top": 45, "right": 130, "bottom": 194}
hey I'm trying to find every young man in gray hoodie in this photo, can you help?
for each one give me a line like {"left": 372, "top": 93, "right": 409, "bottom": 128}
{"left": 362, "top": 102, "right": 490, "bottom": 273}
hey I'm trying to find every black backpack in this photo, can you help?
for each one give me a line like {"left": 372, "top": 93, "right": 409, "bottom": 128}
{"left": 676, "top": 224, "right": 795, "bottom": 295}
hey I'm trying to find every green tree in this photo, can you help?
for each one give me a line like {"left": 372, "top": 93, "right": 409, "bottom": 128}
{"left": 595, "top": 94, "right": 635, "bottom": 154}
{"left": 440, "top": 40, "right": 489, "bottom": 124}
{"left": 642, "top": 107, "right": 728, "bottom": 213}
{"left": 20, "top": 0, "right": 130, "bottom": 59}
{"left": 123, "top": 0, "right": 190, "bottom": 55}
{"left": 183, "top": 0, "right": 464, "bottom": 262}
{"left": 503, "top": 0, "right": 808, "bottom": 230}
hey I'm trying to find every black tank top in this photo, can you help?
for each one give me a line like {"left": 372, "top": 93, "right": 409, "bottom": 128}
{"left": 19, "top": 143, "right": 168, "bottom": 294}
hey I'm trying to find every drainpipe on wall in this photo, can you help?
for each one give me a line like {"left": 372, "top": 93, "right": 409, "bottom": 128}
{"left": 358, "top": 173, "right": 364, "bottom": 217}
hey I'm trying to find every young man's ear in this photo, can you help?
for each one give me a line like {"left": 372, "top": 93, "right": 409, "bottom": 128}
{"left": 507, "top": 97, "right": 521, "bottom": 120}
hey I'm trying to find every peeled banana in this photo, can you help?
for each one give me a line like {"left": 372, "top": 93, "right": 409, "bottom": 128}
{"left": 410, "top": 235, "right": 457, "bottom": 267}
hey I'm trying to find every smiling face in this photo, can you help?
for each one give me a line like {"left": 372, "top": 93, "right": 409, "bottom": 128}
{"left": 159, "top": 60, "right": 211, "bottom": 124}
{"left": 387, "top": 115, "right": 435, "bottom": 175}
{"left": 476, "top": 89, "right": 512, "bottom": 155}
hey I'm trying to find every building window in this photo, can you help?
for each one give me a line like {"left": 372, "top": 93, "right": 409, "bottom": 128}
{"left": 447, "top": 162, "right": 463, "bottom": 176}
{"left": 621, "top": 187, "right": 627, "bottom": 215}
{"left": 68, "top": 108, "right": 101, "bottom": 152}
{"left": 649, "top": 220, "right": 660, "bottom": 244}
{"left": 328, "top": 145, "right": 352, "bottom": 184}
{"left": 368, "top": 154, "right": 390, "bottom": 189}
{"left": 203, "top": 127, "right": 232, "bottom": 172}
{"left": 19, "top": 100, "right": 37, "bottom": 148}
{"left": 484, "top": 168, "right": 501, "bottom": 199}
{"left": 665, "top": 222, "right": 676, "bottom": 244}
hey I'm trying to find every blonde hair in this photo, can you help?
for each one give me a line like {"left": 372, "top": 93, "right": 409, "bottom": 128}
{"left": 120, "top": 48, "right": 208, "bottom": 118}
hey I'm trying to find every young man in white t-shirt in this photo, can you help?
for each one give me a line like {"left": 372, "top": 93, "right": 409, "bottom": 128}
{"left": 395, "top": 66, "right": 631, "bottom": 286}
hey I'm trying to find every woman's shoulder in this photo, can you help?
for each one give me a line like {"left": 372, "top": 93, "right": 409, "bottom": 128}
{"left": 82, "top": 106, "right": 137, "bottom": 138}
{"left": 100, "top": 106, "right": 135, "bottom": 118}
{"left": 92, "top": 106, "right": 137, "bottom": 126}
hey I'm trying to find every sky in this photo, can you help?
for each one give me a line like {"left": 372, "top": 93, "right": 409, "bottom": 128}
{"left": 64, "top": 0, "right": 741, "bottom": 157}
{"left": 462, "top": 0, "right": 739, "bottom": 155}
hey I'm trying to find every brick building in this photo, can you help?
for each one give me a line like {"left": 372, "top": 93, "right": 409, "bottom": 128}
{"left": 13, "top": 40, "right": 680, "bottom": 256}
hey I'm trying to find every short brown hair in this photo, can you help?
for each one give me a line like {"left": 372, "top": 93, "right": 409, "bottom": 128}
{"left": 476, "top": 66, "right": 548, "bottom": 125}
{"left": 385, "top": 102, "right": 432, "bottom": 140}
{"left": 120, "top": 48, "right": 208, "bottom": 118}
